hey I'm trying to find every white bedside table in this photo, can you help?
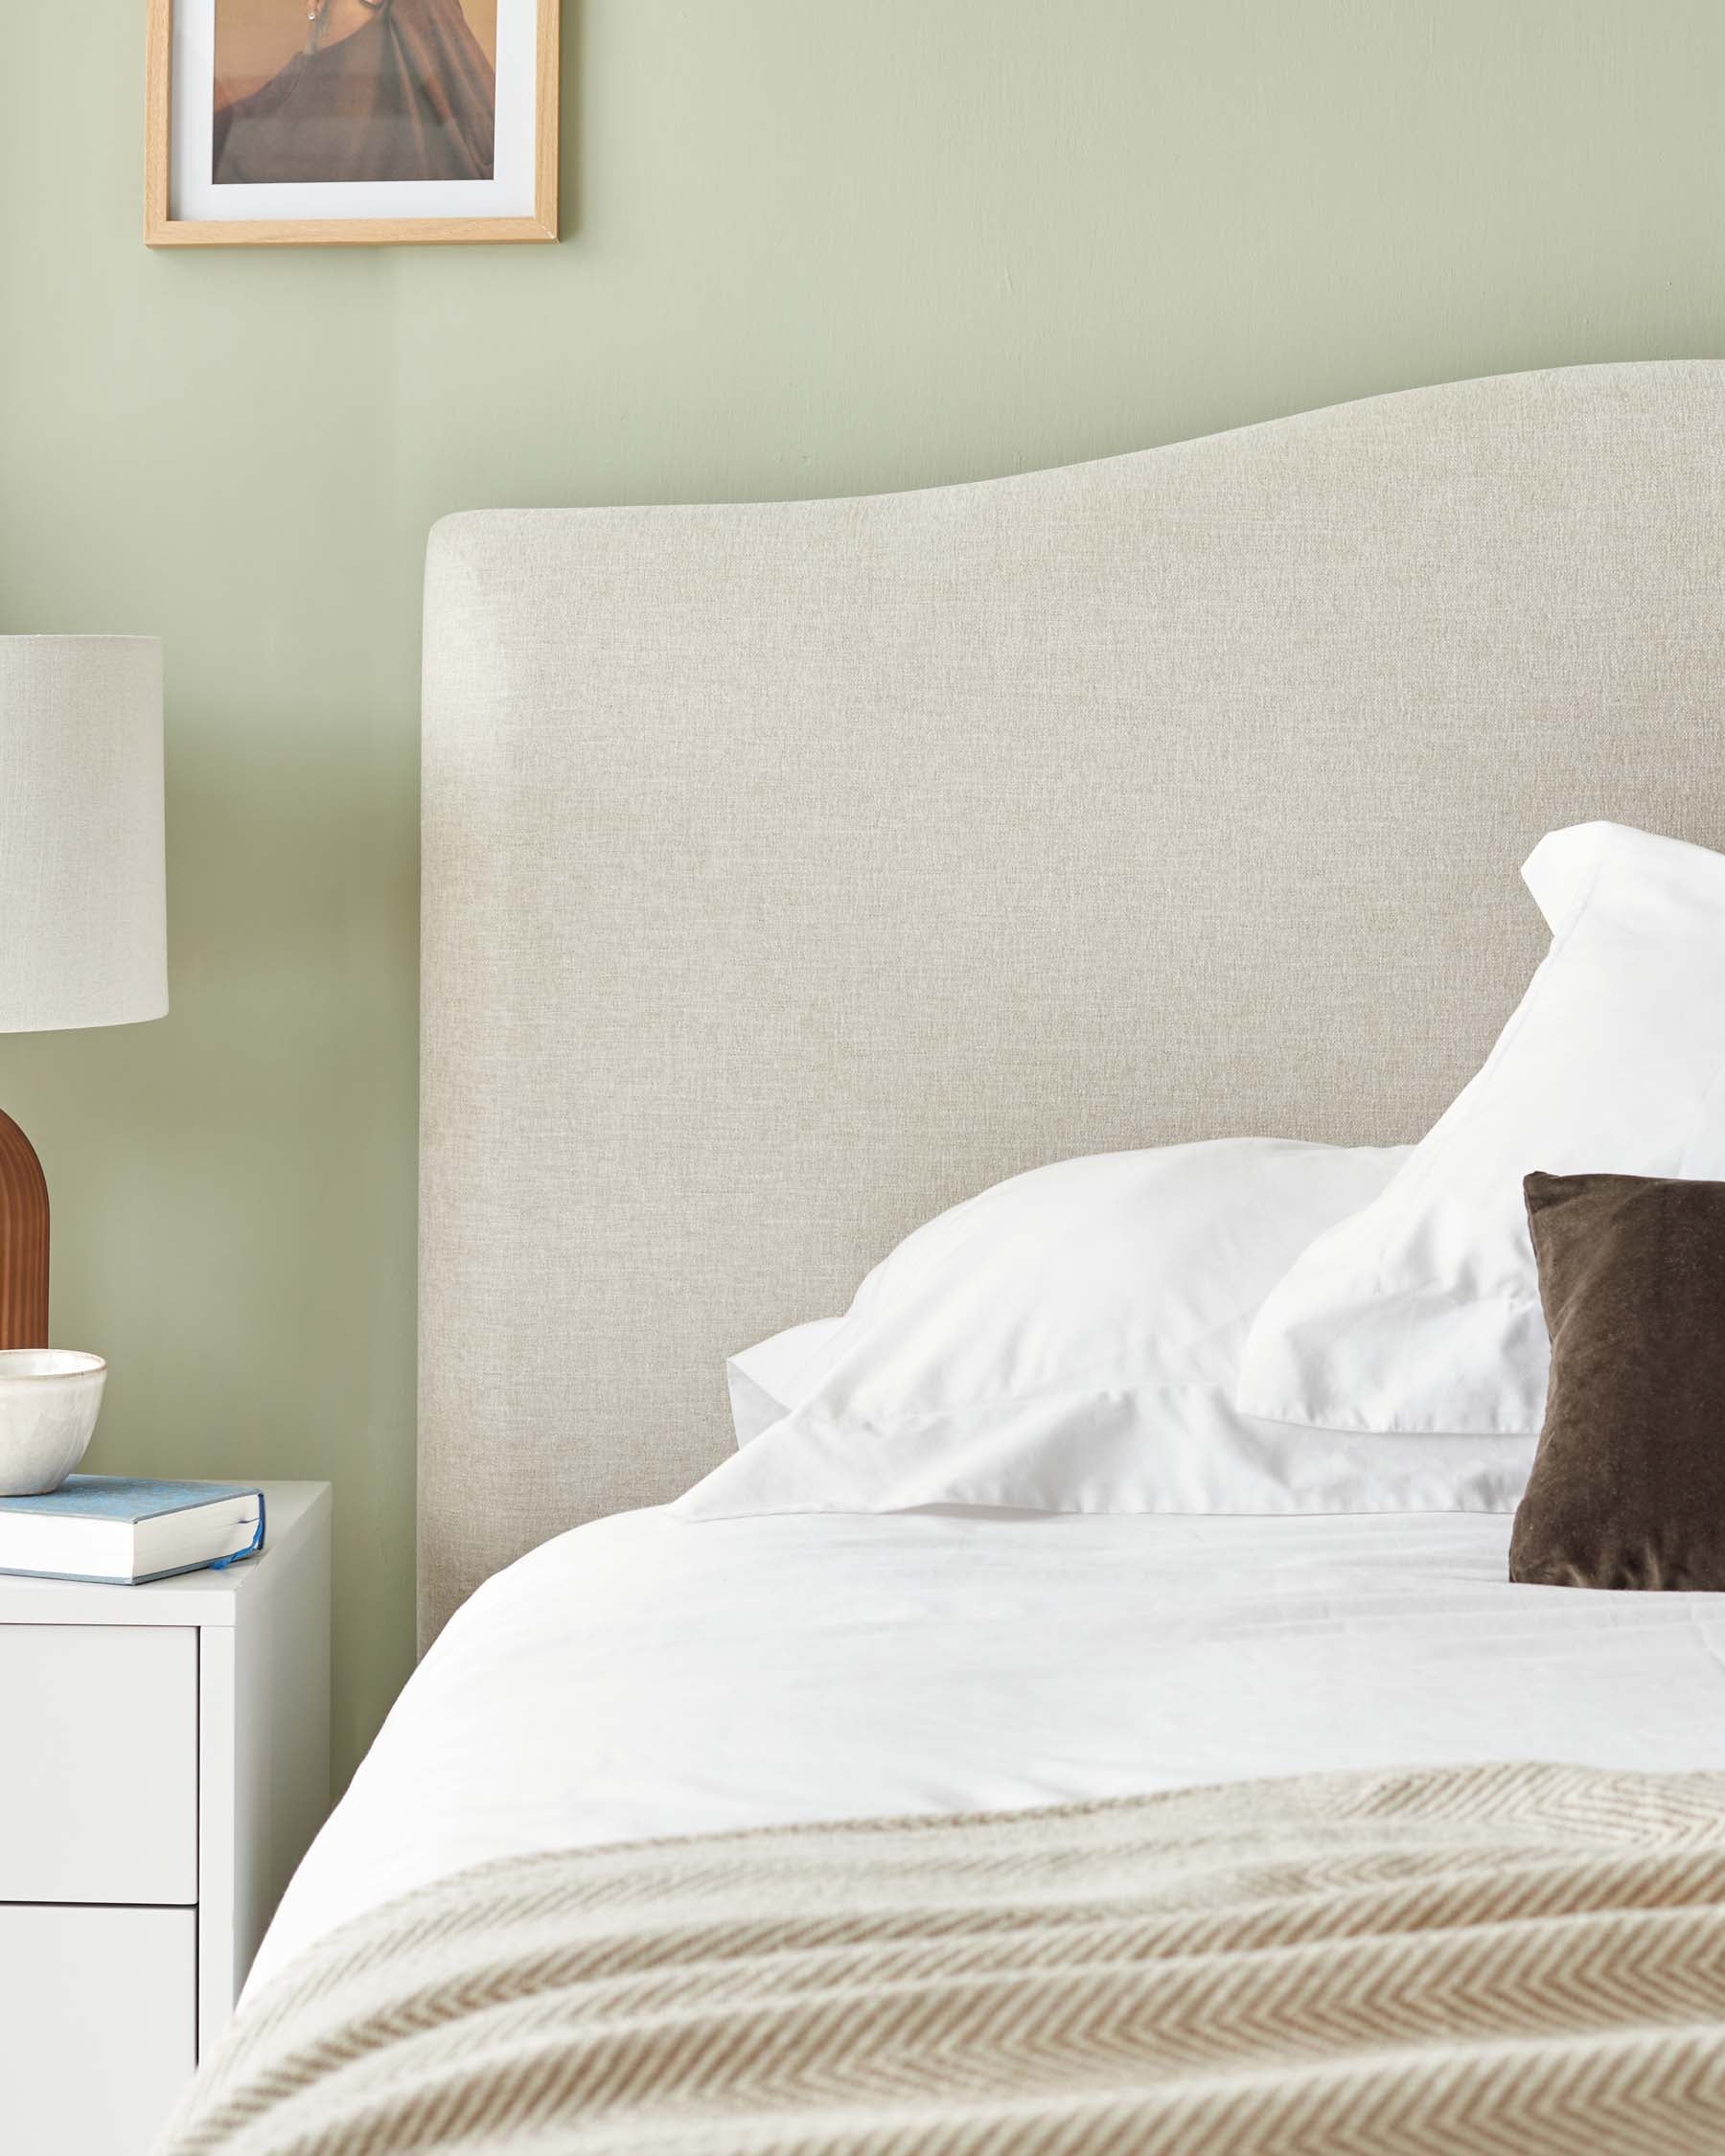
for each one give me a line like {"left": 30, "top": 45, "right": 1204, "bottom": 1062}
{"left": 0, "top": 1479, "right": 331, "bottom": 2156}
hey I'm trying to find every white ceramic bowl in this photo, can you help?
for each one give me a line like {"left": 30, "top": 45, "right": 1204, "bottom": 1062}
{"left": 0, "top": 1350, "right": 107, "bottom": 1496}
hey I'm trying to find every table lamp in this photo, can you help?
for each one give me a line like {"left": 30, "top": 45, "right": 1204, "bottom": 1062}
{"left": 0, "top": 637, "right": 168, "bottom": 1348}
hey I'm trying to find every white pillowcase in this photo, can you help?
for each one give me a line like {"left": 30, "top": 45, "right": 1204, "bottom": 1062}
{"left": 1235, "top": 823, "right": 1725, "bottom": 1436}
{"left": 727, "top": 1319, "right": 842, "bottom": 1446}
{"left": 680, "top": 1136, "right": 1535, "bottom": 1519}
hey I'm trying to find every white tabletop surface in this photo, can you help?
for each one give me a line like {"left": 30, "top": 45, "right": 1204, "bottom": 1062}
{"left": 0, "top": 1480, "right": 328, "bottom": 1627}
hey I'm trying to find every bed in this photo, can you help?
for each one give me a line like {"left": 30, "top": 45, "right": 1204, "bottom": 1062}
{"left": 163, "top": 362, "right": 1725, "bottom": 2153}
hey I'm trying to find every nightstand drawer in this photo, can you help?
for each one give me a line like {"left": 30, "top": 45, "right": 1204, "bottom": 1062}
{"left": 0, "top": 1624, "right": 198, "bottom": 1902}
{"left": 0, "top": 1902, "right": 196, "bottom": 2156}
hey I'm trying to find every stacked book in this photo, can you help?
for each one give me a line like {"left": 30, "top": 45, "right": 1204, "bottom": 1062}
{"left": 0, "top": 1479, "right": 265, "bottom": 1584}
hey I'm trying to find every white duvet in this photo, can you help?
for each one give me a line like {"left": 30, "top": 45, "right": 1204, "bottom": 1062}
{"left": 250, "top": 1502, "right": 1725, "bottom": 1996}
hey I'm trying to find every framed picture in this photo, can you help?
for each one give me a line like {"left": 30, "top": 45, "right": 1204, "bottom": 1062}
{"left": 145, "top": 0, "right": 558, "bottom": 246}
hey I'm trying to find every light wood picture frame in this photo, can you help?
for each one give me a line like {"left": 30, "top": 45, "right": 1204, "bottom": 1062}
{"left": 146, "top": 0, "right": 559, "bottom": 246}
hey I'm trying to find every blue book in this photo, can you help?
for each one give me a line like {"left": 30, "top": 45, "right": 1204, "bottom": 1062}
{"left": 0, "top": 1477, "right": 265, "bottom": 1585}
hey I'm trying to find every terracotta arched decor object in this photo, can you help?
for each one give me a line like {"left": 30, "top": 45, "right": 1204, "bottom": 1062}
{"left": 0, "top": 1110, "right": 48, "bottom": 1349}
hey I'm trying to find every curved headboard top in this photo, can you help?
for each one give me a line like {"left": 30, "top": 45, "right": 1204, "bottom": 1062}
{"left": 421, "top": 360, "right": 1725, "bottom": 1644}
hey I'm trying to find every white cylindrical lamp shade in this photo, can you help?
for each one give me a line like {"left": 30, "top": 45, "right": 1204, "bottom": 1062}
{"left": 0, "top": 637, "right": 168, "bottom": 1033}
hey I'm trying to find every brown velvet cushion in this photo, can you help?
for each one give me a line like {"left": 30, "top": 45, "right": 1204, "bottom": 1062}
{"left": 1509, "top": 1170, "right": 1725, "bottom": 1590}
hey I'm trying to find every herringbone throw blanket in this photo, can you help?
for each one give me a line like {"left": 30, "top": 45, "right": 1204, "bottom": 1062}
{"left": 159, "top": 1762, "right": 1725, "bottom": 2156}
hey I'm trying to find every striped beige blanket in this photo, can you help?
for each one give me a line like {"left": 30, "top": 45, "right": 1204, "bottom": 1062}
{"left": 159, "top": 1762, "right": 1725, "bottom": 2156}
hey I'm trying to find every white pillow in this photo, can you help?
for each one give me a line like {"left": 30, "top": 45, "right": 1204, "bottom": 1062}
{"left": 679, "top": 1136, "right": 1535, "bottom": 1519}
{"left": 1235, "top": 822, "right": 1725, "bottom": 1436}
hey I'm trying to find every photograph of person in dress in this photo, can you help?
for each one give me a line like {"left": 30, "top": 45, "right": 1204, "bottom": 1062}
{"left": 213, "top": 0, "right": 496, "bottom": 184}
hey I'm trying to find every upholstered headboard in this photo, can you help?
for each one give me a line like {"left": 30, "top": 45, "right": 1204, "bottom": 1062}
{"left": 420, "top": 360, "right": 1725, "bottom": 1645}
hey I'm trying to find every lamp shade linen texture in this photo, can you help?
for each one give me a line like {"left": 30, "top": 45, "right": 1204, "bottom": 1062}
{"left": 0, "top": 637, "right": 168, "bottom": 1032}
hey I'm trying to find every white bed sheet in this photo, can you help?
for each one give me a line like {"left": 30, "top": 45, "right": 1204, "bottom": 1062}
{"left": 250, "top": 1504, "right": 1725, "bottom": 1996}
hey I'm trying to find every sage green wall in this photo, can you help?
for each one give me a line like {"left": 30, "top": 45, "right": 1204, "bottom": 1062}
{"left": 1, "top": 0, "right": 1718, "bottom": 1782}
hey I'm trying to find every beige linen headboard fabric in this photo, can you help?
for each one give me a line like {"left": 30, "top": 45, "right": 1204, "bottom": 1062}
{"left": 420, "top": 360, "right": 1725, "bottom": 1646}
